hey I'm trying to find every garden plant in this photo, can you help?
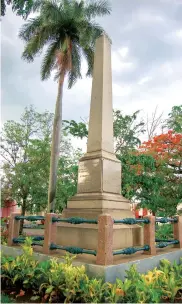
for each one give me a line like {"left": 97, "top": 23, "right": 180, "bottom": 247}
{"left": 1, "top": 238, "right": 182, "bottom": 303}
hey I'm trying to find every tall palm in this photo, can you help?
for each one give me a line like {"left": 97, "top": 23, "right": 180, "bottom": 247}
{"left": 19, "top": 0, "right": 111, "bottom": 212}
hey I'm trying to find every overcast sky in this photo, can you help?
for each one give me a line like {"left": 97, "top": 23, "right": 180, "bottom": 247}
{"left": 1, "top": 0, "right": 182, "bottom": 129}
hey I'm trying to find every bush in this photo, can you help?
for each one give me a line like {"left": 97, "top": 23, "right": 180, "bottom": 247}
{"left": 1, "top": 294, "right": 14, "bottom": 303}
{"left": 155, "top": 224, "right": 173, "bottom": 240}
{"left": 1, "top": 238, "right": 182, "bottom": 303}
{"left": 1, "top": 217, "right": 10, "bottom": 245}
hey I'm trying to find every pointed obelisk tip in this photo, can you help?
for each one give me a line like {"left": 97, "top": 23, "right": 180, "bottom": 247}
{"left": 99, "top": 33, "right": 112, "bottom": 45}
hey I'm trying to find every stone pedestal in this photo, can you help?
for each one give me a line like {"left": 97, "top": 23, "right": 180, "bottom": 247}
{"left": 56, "top": 223, "right": 143, "bottom": 254}
{"left": 61, "top": 35, "right": 143, "bottom": 253}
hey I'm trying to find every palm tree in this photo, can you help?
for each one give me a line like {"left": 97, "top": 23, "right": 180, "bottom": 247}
{"left": 19, "top": 0, "right": 111, "bottom": 212}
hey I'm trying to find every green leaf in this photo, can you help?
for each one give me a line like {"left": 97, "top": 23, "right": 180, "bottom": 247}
{"left": 45, "top": 286, "right": 54, "bottom": 294}
{"left": 30, "top": 295, "right": 40, "bottom": 301}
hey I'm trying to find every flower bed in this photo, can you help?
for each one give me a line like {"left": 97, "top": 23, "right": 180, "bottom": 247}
{"left": 1, "top": 238, "right": 182, "bottom": 303}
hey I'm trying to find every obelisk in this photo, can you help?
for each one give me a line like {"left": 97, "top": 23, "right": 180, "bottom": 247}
{"left": 63, "top": 35, "right": 133, "bottom": 219}
{"left": 59, "top": 35, "right": 143, "bottom": 251}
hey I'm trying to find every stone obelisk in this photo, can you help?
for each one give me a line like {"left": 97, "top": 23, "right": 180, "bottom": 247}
{"left": 63, "top": 35, "right": 131, "bottom": 219}
{"left": 59, "top": 35, "right": 142, "bottom": 251}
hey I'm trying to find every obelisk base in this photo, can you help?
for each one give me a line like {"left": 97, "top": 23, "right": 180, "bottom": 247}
{"left": 63, "top": 192, "right": 134, "bottom": 219}
{"left": 56, "top": 222, "right": 143, "bottom": 262}
{"left": 60, "top": 193, "right": 143, "bottom": 253}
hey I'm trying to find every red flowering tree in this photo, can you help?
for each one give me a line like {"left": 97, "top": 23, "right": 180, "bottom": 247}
{"left": 136, "top": 130, "right": 182, "bottom": 215}
{"left": 140, "top": 130, "right": 182, "bottom": 173}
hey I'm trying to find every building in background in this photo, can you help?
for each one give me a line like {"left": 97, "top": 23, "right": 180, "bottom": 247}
{"left": 0, "top": 199, "right": 20, "bottom": 218}
{"left": 131, "top": 203, "right": 152, "bottom": 218}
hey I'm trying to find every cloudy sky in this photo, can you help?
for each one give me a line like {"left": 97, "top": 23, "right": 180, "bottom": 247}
{"left": 1, "top": 0, "right": 182, "bottom": 129}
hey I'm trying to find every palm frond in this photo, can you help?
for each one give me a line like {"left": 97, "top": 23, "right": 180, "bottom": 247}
{"left": 84, "top": 0, "right": 111, "bottom": 20}
{"left": 41, "top": 41, "right": 60, "bottom": 80}
{"left": 78, "top": 21, "right": 104, "bottom": 47}
{"left": 67, "top": 41, "right": 82, "bottom": 88}
{"left": 21, "top": 35, "right": 42, "bottom": 62}
{"left": 19, "top": 0, "right": 110, "bottom": 86}
{"left": 82, "top": 45, "right": 94, "bottom": 77}
{"left": 69, "top": 0, "right": 84, "bottom": 21}
{"left": 21, "top": 24, "right": 59, "bottom": 62}
{"left": 1, "top": 0, "right": 6, "bottom": 17}
{"left": 19, "top": 16, "right": 42, "bottom": 42}
{"left": 89, "top": 22, "right": 107, "bottom": 44}
{"left": 61, "top": 0, "right": 75, "bottom": 19}
{"left": 31, "top": 0, "right": 47, "bottom": 13}
{"left": 40, "top": 0, "right": 62, "bottom": 23}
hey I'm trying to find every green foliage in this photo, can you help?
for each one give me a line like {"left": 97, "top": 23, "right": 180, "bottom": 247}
{"left": 155, "top": 224, "right": 173, "bottom": 240}
{"left": 104, "top": 279, "right": 132, "bottom": 303}
{"left": 63, "top": 120, "right": 88, "bottom": 139}
{"left": 1, "top": 227, "right": 8, "bottom": 245}
{"left": 166, "top": 105, "right": 182, "bottom": 133}
{"left": 63, "top": 109, "right": 145, "bottom": 155}
{"left": 1, "top": 238, "right": 39, "bottom": 291}
{"left": 62, "top": 106, "right": 181, "bottom": 216}
{"left": 1, "top": 239, "right": 182, "bottom": 303}
{"left": 119, "top": 153, "right": 162, "bottom": 212}
{"left": 137, "top": 131, "right": 182, "bottom": 215}
{"left": 1, "top": 0, "right": 34, "bottom": 19}
{"left": 123, "top": 261, "right": 182, "bottom": 304}
{"left": 18, "top": 0, "right": 111, "bottom": 212}
{"left": 1, "top": 106, "right": 53, "bottom": 216}
{"left": 113, "top": 110, "right": 145, "bottom": 154}
{"left": 119, "top": 147, "right": 181, "bottom": 216}
{"left": 1, "top": 294, "right": 14, "bottom": 303}
{"left": 0, "top": 217, "right": 9, "bottom": 245}
{"left": 19, "top": 0, "right": 111, "bottom": 88}
{"left": 55, "top": 149, "right": 81, "bottom": 212}
{"left": 1, "top": 106, "right": 80, "bottom": 217}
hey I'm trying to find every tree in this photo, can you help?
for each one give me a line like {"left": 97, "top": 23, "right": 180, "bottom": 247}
{"left": 134, "top": 130, "right": 182, "bottom": 215}
{"left": 140, "top": 131, "right": 182, "bottom": 175}
{"left": 1, "top": 106, "right": 84, "bottom": 232}
{"left": 166, "top": 105, "right": 182, "bottom": 133}
{"left": 119, "top": 152, "right": 165, "bottom": 214}
{"left": 55, "top": 148, "right": 82, "bottom": 212}
{"left": 63, "top": 119, "right": 88, "bottom": 139}
{"left": 63, "top": 109, "right": 145, "bottom": 154}
{"left": 19, "top": 0, "right": 111, "bottom": 212}
{"left": 113, "top": 110, "right": 145, "bottom": 154}
{"left": 146, "top": 106, "right": 163, "bottom": 140}
{"left": 63, "top": 108, "right": 182, "bottom": 216}
{"left": 1, "top": 0, "right": 34, "bottom": 19}
{"left": 1, "top": 106, "right": 53, "bottom": 232}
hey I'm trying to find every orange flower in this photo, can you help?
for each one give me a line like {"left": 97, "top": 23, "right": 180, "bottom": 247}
{"left": 116, "top": 288, "right": 125, "bottom": 296}
{"left": 16, "top": 290, "right": 25, "bottom": 297}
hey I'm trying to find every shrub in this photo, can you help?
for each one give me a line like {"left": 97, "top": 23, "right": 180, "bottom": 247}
{"left": 1, "top": 221, "right": 9, "bottom": 245}
{"left": 155, "top": 223, "right": 173, "bottom": 240}
{"left": 1, "top": 294, "right": 14, "bottom": 303}
{"left": 1, "top": 238, "right": 182, "bottom": 303}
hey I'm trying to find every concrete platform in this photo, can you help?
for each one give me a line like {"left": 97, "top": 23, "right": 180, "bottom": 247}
{"left": 2, "top": 245, "right": 182, "bottom": 283}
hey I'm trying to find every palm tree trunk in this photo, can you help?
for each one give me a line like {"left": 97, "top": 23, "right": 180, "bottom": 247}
{"left": 48, "top": 76, "right": 64, "bottom": 212}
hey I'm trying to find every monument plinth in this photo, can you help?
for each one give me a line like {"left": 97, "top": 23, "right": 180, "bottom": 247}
{"left": 59, "top": 35, "right": 143, "bottom": 253}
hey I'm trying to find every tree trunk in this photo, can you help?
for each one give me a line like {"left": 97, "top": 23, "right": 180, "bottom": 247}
{"left": 19, "top": 198, "right": 26, "bottom": 235}
{"left": 48, "top": 77, "right": 64, "bottom": 212}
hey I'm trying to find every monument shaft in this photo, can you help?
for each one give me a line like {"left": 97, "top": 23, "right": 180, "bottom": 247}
{"left": 61, "top": 35, "right": 143, "bottom": 252}
{"left": 87, "top": 35, "right": 114, "bottom": 154}
{"left": 64, "top": 34, "right": 131, "bottom": 215}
